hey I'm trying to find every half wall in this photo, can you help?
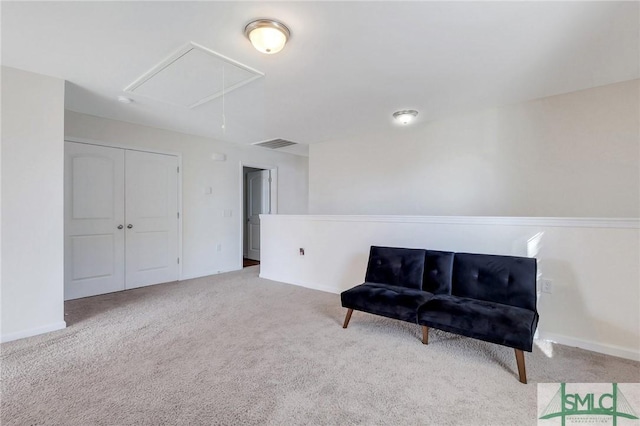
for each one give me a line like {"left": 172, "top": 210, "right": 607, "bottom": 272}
{"left": 260, "top": 215, "right": 640, "bottom": 361}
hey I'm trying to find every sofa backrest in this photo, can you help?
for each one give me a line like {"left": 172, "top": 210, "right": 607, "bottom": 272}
{"left": 452, "top": 253, "right": 537, "bottom": 311}
{"left": 365, "top": 246, "right": 426, "bottom": 290}
{"left": 422, "top": 250, "right": 454, "bottom": 294}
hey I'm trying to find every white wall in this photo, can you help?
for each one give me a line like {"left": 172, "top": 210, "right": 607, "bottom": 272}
{"left": 260, "top": 215, "right": 640, "bottom": 361}
{"left": 309, "top": 80, "right": 639, "bottom": 218}
{"left": 1, "top": 67, "right": 66, "bottom": 341}
{"left": 64, "top": 111, "right": 308, "bottom": 280}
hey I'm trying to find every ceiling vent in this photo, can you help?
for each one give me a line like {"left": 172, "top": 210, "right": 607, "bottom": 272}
{"left": 253, "top": 139, "right": 298, "bottom": 149}
{"left": 124, "top": 42, "right": 264, "bottom": 109}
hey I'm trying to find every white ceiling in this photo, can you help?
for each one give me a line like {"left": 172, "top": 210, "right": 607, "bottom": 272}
{"left": 2, "top": 1, "right": 638, "bottom": 157}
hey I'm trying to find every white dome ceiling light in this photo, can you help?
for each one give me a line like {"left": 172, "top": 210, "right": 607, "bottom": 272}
{"left": 244, "top": 19, "right": 291, "bottom": 54}
{"left": 393, "top": 110, "right": 418, "bottom": 125}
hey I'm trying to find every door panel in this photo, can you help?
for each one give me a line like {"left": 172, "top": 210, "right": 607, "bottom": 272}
{"left": 125, "top": 150, "right": 179, "bottom": 288}
{"left": 70, "top": 234, "right": 116, "bottom": 280}
{"left": 65, "top": 142, "right": 125, "bottom": 300}
{"left": 71, "top": 156, "right": 116, "bottom": 219}
{"left": 136, "top": 231, "right": 170, "bottom": 271}
{"left": 249, "top": 224, "right": 260, "bottom": 251}
{"left": 247, "top": 170, "right": 270, "bottom": 261}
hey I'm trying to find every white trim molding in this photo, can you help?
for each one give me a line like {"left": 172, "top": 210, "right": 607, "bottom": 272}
{"left": 180, "top": 267, "right": 241, "bottom": 282}
{"left": 259, "top": 273, "right": 340, "bottom": 295}
{"left": 1, "top": 321, "right": 67, "bottom": 344}
{"left": 268, "top": 215, "right": 640, "bottom": 229}
{"left": 538, "top": 332, "right": 640, "bottom": 362}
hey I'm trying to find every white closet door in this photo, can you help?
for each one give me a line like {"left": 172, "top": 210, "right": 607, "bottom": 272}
{"left": 125, "top": 150, "right": 179, "bottom": 289}
{"left": 65, "top": 142, "right": 125, "bottom": 300}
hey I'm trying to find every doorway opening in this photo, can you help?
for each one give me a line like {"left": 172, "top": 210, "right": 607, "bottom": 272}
{"left": 241, "top": 165, "right": 277, "bottom": 268}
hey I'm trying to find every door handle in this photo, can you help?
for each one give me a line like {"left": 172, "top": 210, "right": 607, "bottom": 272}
{"left": 117, "top": 225, "right": 123, "bottom": 230}
{"left": 127, "top": 224, "right": 133, "bottom": 229}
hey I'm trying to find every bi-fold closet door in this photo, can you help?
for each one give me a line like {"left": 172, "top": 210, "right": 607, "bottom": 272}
{"left": 64, "top": 142, "right": 179, "bottom": 300}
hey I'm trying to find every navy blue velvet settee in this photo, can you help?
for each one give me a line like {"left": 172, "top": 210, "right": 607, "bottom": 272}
{"left": 341, "top": 246, "right": 538, "bottom": 383}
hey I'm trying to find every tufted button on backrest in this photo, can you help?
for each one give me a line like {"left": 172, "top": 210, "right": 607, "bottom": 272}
{"left": 364, "top": 246, "right": 426, "bottom": 290}
{"left": 422, "top": 250, "right": 454, "bottom": 294}
{"left": 452, "top": 253, "right": 537, "bottom": 310}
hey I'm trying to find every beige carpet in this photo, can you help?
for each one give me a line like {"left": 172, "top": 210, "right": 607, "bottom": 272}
{"left": 1, "top": 266, "right": 638, "bottom": 425}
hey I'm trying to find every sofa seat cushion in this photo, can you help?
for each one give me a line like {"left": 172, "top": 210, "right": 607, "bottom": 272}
{"left": 417, "top": 295, "right": 538, "bottom": 351}
{"left": 341, "top": 283, "right": 434, "bottom": 323}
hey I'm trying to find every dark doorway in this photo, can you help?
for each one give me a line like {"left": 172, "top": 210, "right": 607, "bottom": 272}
{"left": 243, "top": 258, "right": 260, "bottom": 268}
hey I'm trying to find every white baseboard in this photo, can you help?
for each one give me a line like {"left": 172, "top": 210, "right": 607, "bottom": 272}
{"left": 538, "top": 331, "right": 640, "bottom": 362}
{"left": 1, "top": 321, "right": 67, "bottom": 344}
{"left": 180, "top": 268, "right": 241, "bottom": 281}
{"left": 259, "top": 273, "right": 340, "bottom": 295}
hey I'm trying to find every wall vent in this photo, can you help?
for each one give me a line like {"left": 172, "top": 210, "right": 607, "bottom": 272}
{"left": 253, "top": 139, "right": 297, "bottom": 149}
{"left": 124, "top": 42, "right": 264, "bottom": 109}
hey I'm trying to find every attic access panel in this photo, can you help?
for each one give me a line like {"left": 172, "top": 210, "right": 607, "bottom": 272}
{"left": 124, "top": 42, "right": 264, "bottom": 108}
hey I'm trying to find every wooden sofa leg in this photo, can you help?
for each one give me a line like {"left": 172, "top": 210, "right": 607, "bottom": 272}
{"left": 342, "top": 309, "right": 354, "bottom": 328}
{"left": 421, "top": 325, "right": 429, "bottom": 345}
{"left": 515, "top": 349, "right": 527, "bottom": 384}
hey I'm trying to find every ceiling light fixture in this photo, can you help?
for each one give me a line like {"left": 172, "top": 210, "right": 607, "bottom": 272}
{"left": 393, "top": 110, "right": 418, "bottom": 125}
{"left": 117, "top": 96, "right": 134, "bottom": 104}
{"left": 244, "top": 19, "right": 290, "bottom": 54}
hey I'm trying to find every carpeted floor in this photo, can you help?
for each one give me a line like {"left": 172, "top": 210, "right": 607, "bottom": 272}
{"left": 1, "top": 266, "right": 638, "bottom": 425}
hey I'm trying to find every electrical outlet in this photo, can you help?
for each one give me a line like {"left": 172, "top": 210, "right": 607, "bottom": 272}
{"left": 216, "top": 243, "right": 222, "bottom": 252}
{"left": 299, "top": 248, "right": 305, "bottom": 256}
{"left": 541, "top": 279, "right": 553, "bottom": 294}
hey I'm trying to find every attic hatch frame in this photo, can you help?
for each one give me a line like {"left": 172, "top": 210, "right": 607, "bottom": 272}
{"left": 123, "top": 41, "right": 265, "bottom": 109}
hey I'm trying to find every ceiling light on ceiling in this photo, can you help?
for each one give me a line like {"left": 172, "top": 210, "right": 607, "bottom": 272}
{"left": 244, "top": 19, "right": 290, "bottom": 54}
{"left": 117, "top": 96, "right": 134, "bottom": 104}
{"left": 393, "top": 110, "right": 418, "bottom": 125}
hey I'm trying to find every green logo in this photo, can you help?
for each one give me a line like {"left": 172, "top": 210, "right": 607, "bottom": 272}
{"left": 539, "top": 383, "right": 638, "bottom": 425}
